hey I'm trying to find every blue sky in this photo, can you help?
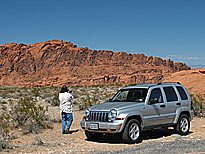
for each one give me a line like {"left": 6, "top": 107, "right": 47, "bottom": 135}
{"left": 0, "top": 0, "right": 205, "bottom": 68}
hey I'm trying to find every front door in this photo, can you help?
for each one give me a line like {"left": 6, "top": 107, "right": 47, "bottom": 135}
{"left": 144, "top": 87, "right": 167, "bottom": 127}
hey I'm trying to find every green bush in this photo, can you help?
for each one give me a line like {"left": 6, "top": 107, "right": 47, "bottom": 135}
{"left": 0, "top": 105, "right": 13, "bottom": 137}
{"left": 83, "top": 91, "right": 100, "bottom": 109}
{"left": 188, "top": 87, "right": 205, "bottom": 116}
{"left": 31, "top": 87, "right": 40, "bottom": 97}
{"left": 190, "top": 93, "right": 205, "bottom": 116}
{"left": 0, "top": 105, "right": 14, "bottom": 151}
{"left": 8, "top": 97, "right": 48, "bottom": 133}
{"left": 51, "top": 91, "right": 60, "bottom": 106}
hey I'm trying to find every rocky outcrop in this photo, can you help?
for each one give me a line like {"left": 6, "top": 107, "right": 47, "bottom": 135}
{"left": 163, "top": 68, "right": 205, "bottom": 94}
{"left": 0, "top": 40, "right": 191, "bottom": 87}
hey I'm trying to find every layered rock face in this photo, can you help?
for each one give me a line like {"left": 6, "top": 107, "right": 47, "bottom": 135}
{"left": 0, "top": 40, "right": 191, "bottom": 87}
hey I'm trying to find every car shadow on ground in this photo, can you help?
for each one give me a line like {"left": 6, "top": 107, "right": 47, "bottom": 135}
{"left": 88, "top": 128, "right": 193, "bottom": 144}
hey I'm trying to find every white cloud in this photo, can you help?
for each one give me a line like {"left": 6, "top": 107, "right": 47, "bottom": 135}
{"left": 167, "top": 55, "right": 201, "bottom": 60}
{"left": 190, "top": 64, "right": 205, "bottom": 69}
{"left": 162, "top": 55, "right": 203, "bottom": 63}
{"left": 169, "top": 55, "right": 183, "bottom": 57}
{"left": 187, "top": 57, "right": 199, "bottom": 60}
{"left": 162, "top": 56, "right": 170, "bottom": 59}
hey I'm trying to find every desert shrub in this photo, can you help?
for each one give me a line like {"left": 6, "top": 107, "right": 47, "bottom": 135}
{"left": 31, "top": 87, "right": 40, "bottom": 97}
{"left": 0, "top": 89, "right": 8, "bottom": 98}
{"left": 0, "top": 105, "right": 13, "bottom": 136}
{"left": 83, "top": 94, "right": 92, "bottom": 109}
{"left": 105, "top": 93, "right": 113, "bottom": 98}
{"left": 91, "top": 89, "right": 100, "bottom": 104}
{"left": 190, "top": 93, "right": 205, "bottom": 116}
{"left": 50, "top": 86, "right": 59, "bottom": 90}
{"left": 0, "top": 105, "right": 14, "bottom": 151}
{"left": 49, "top": 116, "right": 61, "bottom": 123}
{"left": 83, "top": 91, "right": 100, "bottom": 108}
{"left": 115, "top": 84, "right": 122, "bottom": 86}
{"left": 32, "top": 136, "right": 44, "bottom": 145}
{"left": 9, "top": 97, "right": 48, "bottom": 133}
{"left": 51, "top": 91, "right": 60, "bottom": 106}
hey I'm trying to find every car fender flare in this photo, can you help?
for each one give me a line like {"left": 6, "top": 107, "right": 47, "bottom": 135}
{"left": 174, "top": 106, "right": 191, "bottom": 123}
{"left": 120, "top": 111, "right": 144, "bottom": 131}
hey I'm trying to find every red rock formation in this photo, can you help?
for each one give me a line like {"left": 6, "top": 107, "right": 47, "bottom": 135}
{"left": 0, "top": 40, "right": 191, "bottom": 87}
{"left": 163, "top": 68, "right": 205, "bottom": 94}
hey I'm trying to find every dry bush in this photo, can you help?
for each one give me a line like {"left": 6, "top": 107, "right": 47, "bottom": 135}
{"left": 190, "top": 93, "right": 205, "bottom": 116}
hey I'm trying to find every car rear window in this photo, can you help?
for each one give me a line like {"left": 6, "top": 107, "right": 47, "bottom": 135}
{"left": 163, "top": 87, "right": 178, "bottom": 102}
{"left": 176, "top": 86, "right": 188, "bottom": 100}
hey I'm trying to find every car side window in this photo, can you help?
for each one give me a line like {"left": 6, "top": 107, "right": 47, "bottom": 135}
{"left": 149, "top": 88, "right": 164, "bottom": 104}
{"left": 176, "top": 86, "right": 188, "bottom": 100}
{"left": 163, "top": 87, "right": 178, "bottom": 102}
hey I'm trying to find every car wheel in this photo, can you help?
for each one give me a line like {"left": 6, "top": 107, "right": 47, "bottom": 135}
{"left": 122, "top": 119, "right": 141, "bottom": 143}
{"left": 175, "top": 114, "right": 190, "bottom": 135}
{"left": 85, "top": 130, "right": 103, "bottom": 141}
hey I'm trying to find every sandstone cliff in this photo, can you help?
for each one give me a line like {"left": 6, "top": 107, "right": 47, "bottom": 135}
{"left": 0, "top": 40, "right": 191, "bottom": 87}
{"left": 163, "top": 68, "right": 205, "bottom": 94}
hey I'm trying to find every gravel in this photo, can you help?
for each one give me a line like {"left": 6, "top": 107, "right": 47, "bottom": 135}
{"left": 95, "top": 139, "right": 205, "bottom": 154}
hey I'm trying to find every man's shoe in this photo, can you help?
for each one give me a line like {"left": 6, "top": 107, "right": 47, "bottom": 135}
{"left": 62, "top": 130, "right": 66, "bottom": 134}
{"left": 66, "top": 130, "right": 72, "bottom": 134}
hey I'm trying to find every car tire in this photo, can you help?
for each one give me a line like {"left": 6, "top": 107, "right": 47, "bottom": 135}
{"left": 122, "top": 119, "right": 141, "bottom": 143}
{"left": 85, "top": 130, "right": 103, "bottom": 141}
{"left": 175, "top": 114, "right": 190, "bottom": 135}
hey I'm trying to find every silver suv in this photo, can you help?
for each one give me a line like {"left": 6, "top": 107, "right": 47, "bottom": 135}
{"left": 80, "top": 82, "right": 194, "bottom": 143}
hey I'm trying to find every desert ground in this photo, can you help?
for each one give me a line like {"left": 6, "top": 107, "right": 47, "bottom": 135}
{"left": 3, "top": 105, "right": 205, "bottom": 154}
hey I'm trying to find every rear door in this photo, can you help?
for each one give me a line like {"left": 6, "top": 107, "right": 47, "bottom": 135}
{"left": 162, "top": 86, "right": 179, "bottom": 124}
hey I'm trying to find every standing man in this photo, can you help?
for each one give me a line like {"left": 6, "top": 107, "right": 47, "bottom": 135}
{"left": 59, "top": 85, "right": 74, "bottom": 134}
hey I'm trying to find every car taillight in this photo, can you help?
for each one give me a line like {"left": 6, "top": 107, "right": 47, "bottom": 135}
{"left": 191, "top": 101, "right": 193, "bottom": 110}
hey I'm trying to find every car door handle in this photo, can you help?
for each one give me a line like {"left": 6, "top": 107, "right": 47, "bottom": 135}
{"left": 176, "top": 103, "right": 181, "bottom": 106}
{"left": 160, "top": 105, "right": 166, "bottom": 108}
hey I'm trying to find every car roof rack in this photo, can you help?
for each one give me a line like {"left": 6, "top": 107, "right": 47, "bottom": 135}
{"left": 130, "top": 83, "right": 157, "bottom": 89}
{"left": 131, "top": 83, "right": 156, "bottom": 86}
{"left": 157, "top": 82, "right": 181, "bottom": 85}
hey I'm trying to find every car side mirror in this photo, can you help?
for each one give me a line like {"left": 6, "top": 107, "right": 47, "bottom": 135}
{"left": 109, "top": 98, "right": 112, "bottom": 102}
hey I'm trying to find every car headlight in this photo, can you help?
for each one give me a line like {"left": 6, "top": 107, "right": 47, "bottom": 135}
{"left": 110, "top": 109, "right": 117, "bottom": 117}
{"left": 83, "top": 109, "right": 90, "bottom": 120}
{"left": 108, "top": 109, "right": 118, "bottom": 122}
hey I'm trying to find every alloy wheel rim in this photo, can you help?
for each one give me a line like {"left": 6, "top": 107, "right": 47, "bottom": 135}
{"left": 180, "top": 117, "right": 189, "bottom": 132}
{"left": 129, "top": 123, "right": 139, "bottom": 140}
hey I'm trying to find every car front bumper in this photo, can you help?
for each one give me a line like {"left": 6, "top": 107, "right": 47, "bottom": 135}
{"left": 80, "top": 121, "right": 123, "bottom": 133}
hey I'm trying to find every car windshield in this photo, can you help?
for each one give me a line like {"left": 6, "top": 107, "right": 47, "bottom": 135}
{"left": 111, "top": 88, "right": 148, "bottom": 102}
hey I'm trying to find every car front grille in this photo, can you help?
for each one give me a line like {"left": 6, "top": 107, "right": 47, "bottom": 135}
{"left": 88, "top": 111, "right": 109, "bottom": 122}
